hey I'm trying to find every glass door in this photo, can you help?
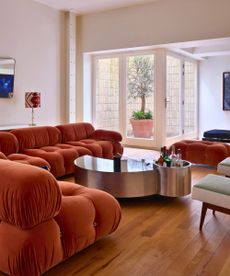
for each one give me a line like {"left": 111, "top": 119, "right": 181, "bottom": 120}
{"left": 166, "top": 55, "right": 182, "bottom": 138}
{"left": 166, "top": 54, "right": 198, "bottom": 144}
{"left": 93, "top": 52, "right": 156, "bottom": 148}
{"left": 183, "top": 60, "right": 197, "bottom": 135}
{"left": 124, "top": 53, "right": 155, "bottom": 147}
{"left": 93, "top": 56, "right": 120, "bottom": 131}
{"left": 92, "top": 51, "right": 197, "bottom": 149}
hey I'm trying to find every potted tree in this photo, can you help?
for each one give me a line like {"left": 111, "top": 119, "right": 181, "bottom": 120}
{"left": 128, "top": 56, "right": 154, "bottom": 138}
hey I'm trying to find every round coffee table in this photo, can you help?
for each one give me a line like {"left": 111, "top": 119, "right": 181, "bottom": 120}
{"left": 74, "top": 155, "right": 158, "bottom": 198}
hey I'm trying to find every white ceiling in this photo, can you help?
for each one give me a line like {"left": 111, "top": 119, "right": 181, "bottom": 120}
{"left": 34, "top": 0, "right": 230, "bottom": 60}
{"left": 34, "top": 0, "right": 159, "bottom": 14}
{"left": 164, "top": 37, "right": 230, "bottom": 60}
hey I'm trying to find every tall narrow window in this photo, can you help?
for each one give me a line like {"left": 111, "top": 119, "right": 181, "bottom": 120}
{"left": 94, "top": 57, "right": 119, "bottom": 130}
{"left": 184, "top": 61, "right": 197, "bottom": 134}
{"left": 166, "top": 54, "right": 197, "bottom": 140}
{"left": 166, "top": 55, "right": 181, "bottom": 138}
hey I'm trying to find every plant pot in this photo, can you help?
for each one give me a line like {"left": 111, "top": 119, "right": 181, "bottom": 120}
{"left": 130, "top": 118, "right": 153, "bottom": 138}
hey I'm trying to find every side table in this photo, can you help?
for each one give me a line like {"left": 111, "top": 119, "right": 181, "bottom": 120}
{"left": 154, "top": 161, "right": 192, "bottom": 197}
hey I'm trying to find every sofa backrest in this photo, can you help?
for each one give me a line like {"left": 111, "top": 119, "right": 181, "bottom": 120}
{"left": 11, "top": 126, "right": 62, "bottom": 151}
{"left": 0, "top": 132, "right": 19, "bottom": 155}
{"left": 0, "top": 159, "right": 61, "bottom": 229}
{"left": 56, "top": 123, "right": 95, "bottom": 142}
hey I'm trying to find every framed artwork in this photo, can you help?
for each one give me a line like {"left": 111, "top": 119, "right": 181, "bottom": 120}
{"left": 223, "top": 72, "right": 230, "bottom": 110}
{"left": 0, "top": 58, "right": 15, "bottom": 98}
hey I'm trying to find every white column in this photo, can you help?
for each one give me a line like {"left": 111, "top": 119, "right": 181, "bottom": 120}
{"left": 66, "top": 11, "right": 76, "bottom": 123}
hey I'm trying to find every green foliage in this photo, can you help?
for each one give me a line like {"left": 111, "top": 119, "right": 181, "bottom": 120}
{"left": 132, "top": 110, "right": 153, "bottom": 120}
{"left": 128, "top": 55, "right": 154, "bottom": 118}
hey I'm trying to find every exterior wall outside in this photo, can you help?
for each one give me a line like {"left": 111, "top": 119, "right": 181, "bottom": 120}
{"left": 0, "top": 0, "right": 66, "bottom": 127}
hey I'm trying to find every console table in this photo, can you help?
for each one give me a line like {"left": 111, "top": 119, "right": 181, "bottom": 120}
{"left": 0, "top": 125, "right": 28, "bottom": 131}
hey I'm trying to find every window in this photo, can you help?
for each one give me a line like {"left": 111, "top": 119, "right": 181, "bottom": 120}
{"left": 94, "top": 57, "right": 119, "bottom": 130}
{"left": 166, "top": 54, "right": 197, "bottom": 140}
{"left": 93, "top": 52, "right": 156, "bottom": 148}
{"left": 92, "top": 50, "right": 197, "bottom": 148}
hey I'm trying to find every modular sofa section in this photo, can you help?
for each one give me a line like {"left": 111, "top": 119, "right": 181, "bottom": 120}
{"left": 56, "top": 122, "right": 123, "bottom": 159}
{"left": 11, "top": 126, "right": 80, "bottom": 177}
{"left": 0, "top": 160, "right": 121, "bottom": 276}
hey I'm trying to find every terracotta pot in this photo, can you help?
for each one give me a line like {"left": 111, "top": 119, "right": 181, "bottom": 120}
{"left": 130, "top": 119, "right": 154, "bottom": 138}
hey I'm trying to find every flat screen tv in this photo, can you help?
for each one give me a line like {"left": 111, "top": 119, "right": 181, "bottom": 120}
{"left": 0, "top": 74, "right": 14, "bottom": 98}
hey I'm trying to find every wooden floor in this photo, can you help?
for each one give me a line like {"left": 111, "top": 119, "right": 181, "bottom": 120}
{"left": 45, "top": 166, "right": 230, "bottom": 276}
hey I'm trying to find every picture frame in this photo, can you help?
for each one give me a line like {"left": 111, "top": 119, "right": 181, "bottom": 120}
{"left": 223, "top": 72, "right": 230, "bottom": 110}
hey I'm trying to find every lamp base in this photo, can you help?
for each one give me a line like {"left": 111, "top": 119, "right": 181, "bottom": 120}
{"left": 29, "top": 123, "right": 36, "bottom": 126}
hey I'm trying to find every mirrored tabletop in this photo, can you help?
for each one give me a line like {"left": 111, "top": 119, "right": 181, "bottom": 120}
{"left": 74, "top": 155, "right": 154, "bottom": 173}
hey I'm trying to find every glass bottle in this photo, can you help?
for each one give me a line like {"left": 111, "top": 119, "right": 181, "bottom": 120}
{"left": 176, "top": 148, "right": 183, "bottom": 167}
{"left": 113, "top": 153, "right": 121, "bottom": 172}
{"left": 156, "top": 147, "right": 164, "bottom": 166}
{"left": 170, "top": 145, "right": 177, "bottom": 167}
{"left": 164, "top": 148, "right": 172, "bottom": 167}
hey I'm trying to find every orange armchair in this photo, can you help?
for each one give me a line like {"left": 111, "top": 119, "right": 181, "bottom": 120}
{"left": 0, "top": 160, "right": 121, "bottom": 275}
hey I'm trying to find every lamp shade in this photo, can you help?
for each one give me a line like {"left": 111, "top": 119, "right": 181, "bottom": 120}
{"left": 25, "top": 92, "right": 41, "bottom": 108}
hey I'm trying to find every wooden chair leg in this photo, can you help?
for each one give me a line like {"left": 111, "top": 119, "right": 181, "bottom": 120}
{"left": 199, "top": 202, "right": 208, "bottom": 231}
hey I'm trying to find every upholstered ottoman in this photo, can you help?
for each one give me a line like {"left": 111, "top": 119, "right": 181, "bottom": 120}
{"left": 172, "top": 140, "right": 230, "bottom": 166}
{"left": 192, "top": 174, "right": 230, "bottom": 230}
{"left": 217, "top": 157, "right": 230, "bottom": 176}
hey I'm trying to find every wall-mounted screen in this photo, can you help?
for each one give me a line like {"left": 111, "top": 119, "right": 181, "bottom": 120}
{"left": 0, "top": 58, "right": 15, "bottom": 98}
{"left": 0, "top": 74, "right": 14, "bottom": 98}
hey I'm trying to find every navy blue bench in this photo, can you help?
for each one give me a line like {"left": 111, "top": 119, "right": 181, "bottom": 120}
{"left": 203, "top": 129, "right": 230, "bottom": 142}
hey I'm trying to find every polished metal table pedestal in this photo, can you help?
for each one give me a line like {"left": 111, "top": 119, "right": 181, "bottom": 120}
{"left": 153, "top": 161, "right": 191, "bottom": 197}
{"left": 74, "top": 156, "right": 191, "bottom": 198}
{"left": 74, "top": 156, "right": 159, "bottom": 198}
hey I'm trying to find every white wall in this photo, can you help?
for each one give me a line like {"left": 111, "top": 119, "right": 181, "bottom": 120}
{"left": 0, "top": 0, "right": 66, "bottom": 126}
{"left": 199, "top": 56, "right": 230, "bottom": 138}
{"left": 80, "top": 0, "right": 230, "bottom": 53}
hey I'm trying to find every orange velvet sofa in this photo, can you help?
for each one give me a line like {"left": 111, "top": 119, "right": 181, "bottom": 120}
{"left": 0, "top": 159, "right": 121, "bottom": 276}
{"left": 172, "top": 140, "right": 230, "bottom": 166}
{"left": 7, "top": 123, "right": 123, "bottom": 177}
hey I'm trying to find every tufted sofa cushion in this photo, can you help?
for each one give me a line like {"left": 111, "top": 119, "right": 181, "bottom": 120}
{"left": 7, "top": 153, "right": 51, "bottom": 169}
{"left": 0, "top": 160, "right": 61, "bottom": 229}
{"left": 0, "top": 152, "right": 7, "bottom": 159}
{"left": 172, "top": 140, "right": 230, "bottom": 166}
{"left": 89, "top": 129, "right": 122, "bottom": 142}
{"left": 55, "top": 181, "right": 121, "bottom": 259}
{"left": 56, "top": 122, "right": 95, "bottom": 141}
{"left": 11, "top": 126, "right": 62, "bottom": 151}
{"left": 0, "top": 160, "right": 121, "bottom": 276}
{"left": 0, "top": 132, "right": 19, "bottom": 155}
